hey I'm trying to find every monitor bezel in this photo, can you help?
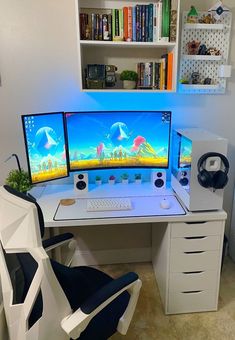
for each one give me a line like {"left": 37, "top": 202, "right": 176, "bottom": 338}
{"left": 65, "top": 110, "right": 172, "bottom": 172}
{"left": 21, "top": 112, "right": 70, "bottom": 185}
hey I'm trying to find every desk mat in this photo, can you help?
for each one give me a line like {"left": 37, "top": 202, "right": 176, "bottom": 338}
{"left": 54, "top": 195, "right": 186, "bottom": 221}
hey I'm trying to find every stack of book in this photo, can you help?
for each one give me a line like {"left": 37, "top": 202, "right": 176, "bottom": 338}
{"left": 80, "top": 0, "right": 177, "bottom": 43}
{"left": 137, "top": 52, "right": 173, "bottom": 90}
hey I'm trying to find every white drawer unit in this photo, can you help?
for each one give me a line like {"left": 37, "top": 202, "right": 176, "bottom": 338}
{"left": 166, "top": 220, "right": 224, "bottom": 314}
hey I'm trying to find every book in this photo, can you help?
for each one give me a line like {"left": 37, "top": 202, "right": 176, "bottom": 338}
{"left": 170, "top": 0, "right": 178, "bottom": 42}
{"left": 162, "top": 0, "right": 170, "bottom": 42}
{"left": 167, "top": 52, "right": 173, "bottom": 90}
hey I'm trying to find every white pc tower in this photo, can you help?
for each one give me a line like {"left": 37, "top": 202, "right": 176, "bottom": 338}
{"left": 171, "top": 128, "right": 228, "bottom": 212}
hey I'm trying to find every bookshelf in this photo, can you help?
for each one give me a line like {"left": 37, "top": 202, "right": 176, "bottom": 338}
{"left": 179, "top": 11, "right": 232, "bottom": 94}
{"left": 75, "top": 0, "right": 181, "bottom": 92}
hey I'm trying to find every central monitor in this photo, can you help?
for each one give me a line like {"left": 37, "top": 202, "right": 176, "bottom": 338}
{"left": 65, "top": 111, "right": 171, "bottom": 171}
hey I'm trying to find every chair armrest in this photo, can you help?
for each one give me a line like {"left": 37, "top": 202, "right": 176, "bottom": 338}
{"left": 61, "top": 272, "right": 142, "bottom": 339}
{"left": 42, "top": 233, "right": 74, "bottom": 252}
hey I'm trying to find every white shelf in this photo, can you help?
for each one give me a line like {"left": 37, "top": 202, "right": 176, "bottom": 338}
{"left": 76, "top": 0, "right": 181, "bottom": 92}
{"left": 180, "top": 84, "right": 219, "bottom": 90}
{"left": 80, "top": 40, "right": 176, "bottom": 48}
{"left": 184, "top": 23, "right": 224, "bottom": 30}
{"left": 82, "top": 89, "right": 175, "bottom": 93}
{"left": 182, "top": 55, "right": 222, "bottom": 61}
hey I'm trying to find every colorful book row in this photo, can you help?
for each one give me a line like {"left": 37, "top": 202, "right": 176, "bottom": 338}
{"left": 137, "top": 52, "right": 174, "bottom": 90}
{"left": 80, "top": 0, "right": 177, "bottom": 43}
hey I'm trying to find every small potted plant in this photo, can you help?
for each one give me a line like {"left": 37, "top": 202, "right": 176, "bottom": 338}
{"left": 120, "top": 70, "right": 138, "bottom": 90}
{"left": 95, "top": 175, "right": 102, "bottom": 185}
{"left": 121, "top": 173, "right": 129, "bottom": 184}
{"left": 5, "top": 169, "right": 32, "bottom": 193}
{"left": 108, "top": 175, "right": 116, "bottom": 185}
{"left": 135, "top": 173, "right": 142, "bottom": 184}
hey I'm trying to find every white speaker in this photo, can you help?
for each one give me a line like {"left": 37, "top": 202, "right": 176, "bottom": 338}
{"left": 177, "top": 169, "right": 190, "bottom": 188}
{"left": 151, "top": 170, "right": 166, "bottom": 190}
{"left": 74, "top": 173, "right": 88, "bottom": 195}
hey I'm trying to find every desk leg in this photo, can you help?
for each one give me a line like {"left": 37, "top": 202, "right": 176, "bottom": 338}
{"left": 151, "top": 222, "right": 170, "bottom": 314}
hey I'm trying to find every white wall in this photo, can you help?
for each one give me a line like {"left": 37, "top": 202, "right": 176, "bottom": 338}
{"left": 0, "top": 0, "right": 235, "bottom": 228}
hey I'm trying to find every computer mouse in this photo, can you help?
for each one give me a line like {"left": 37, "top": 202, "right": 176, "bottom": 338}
{"left": 160, "top": 198, "right": 171, "bottom": 209}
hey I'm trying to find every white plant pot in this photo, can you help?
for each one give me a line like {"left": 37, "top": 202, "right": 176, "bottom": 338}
{"left": 122, "top": 179, "right": 129, "bottom": 184}
{"left": 123, "top": 80, "right": 136, "bottom": 89}
{"left": 135, "top": 179, "right": 142, "bottom": 184}
{"left": 95, "top": 180, "right": 102, "bottom": 185}
{"left": 108, "top": 179, "right": 115, "bottom": 185}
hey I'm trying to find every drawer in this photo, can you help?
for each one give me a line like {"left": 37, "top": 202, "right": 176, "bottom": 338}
{"left": 170, "top": 250, "right": 221, "bottom": 272}
{"left": 168, "top": 290, "right": 217, "bottom": 314}
{"left": 171, "top": 235, "right": 221, "bottom": 252}
{"left": 169, "top": 270, "right": 218, "bottom": 293}
{"left": 171, "top": 221, "right": 224, "bottom": 238}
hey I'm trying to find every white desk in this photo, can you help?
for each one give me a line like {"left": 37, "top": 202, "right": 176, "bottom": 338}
{"left": 36, "top": 183, "right": 227, "bottom": 315}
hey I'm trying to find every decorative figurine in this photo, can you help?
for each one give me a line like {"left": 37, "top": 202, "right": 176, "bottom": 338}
{"left": 187, "top": 40, "right": 201, "bottom": 55}
{"left": 204, "top": 77, "right": 212, "bottom": 85}
{"left": 190, "top": 72, "right": 200, "bottom": 84}
{"left": 187, "top": 6, "right": 199, "bottom": 23}
{"left": 199, "top": 13, "right": 216, "bottom": 24}
{"left": 207, "top": 47, "right": 221, "bottom": 55}
{"left": 198, "top": 44, "right": 208, "bottom": 55}
{"left": 208, "top": 1, "right": 230, "bottom": 21}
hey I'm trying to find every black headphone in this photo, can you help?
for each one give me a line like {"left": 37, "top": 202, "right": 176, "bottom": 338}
{"left": 197, "top": 152, "right": 229, "bottom": 190}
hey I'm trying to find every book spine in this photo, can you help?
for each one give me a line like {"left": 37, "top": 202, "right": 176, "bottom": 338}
{"left": 162, "top": 0, "right": 170, "bottom": 41}
{"left": 136, "top": 5, "right": 140, "bottom": 42}
{"left": 145, "top": 5, "right": 149, "bottom": 42}
{"left": 119, "top": 9, "right": 124, "bottom": 40}
{"left": 123, "top": 7, "right": 128, "bottom": 41}
{"left": 167, "top": 52, "right": 173, "bottom": 90}
{"left": 170, "top": 0, "right": 177, "bottom": 42}
{"left": 112, "top": 9, "right": 116, "bottom": 40}
{"left": 148, "top": 4, "right": 153, "bottom": 42}
{"left": 132, "top": 6, "right": 136, "bottom": 41}
{"left": 108, "top": 14, "right": 112, "bottom": 40}
{"left": 141, "top": 5, "right": 145, "bottom": 42}
{"left": 153, "top": 4, "right": 157, "bottom": 42}
{"left": 98, "top": 14, "right": 103, "bottom": 40}
{"left": 91, "top": 13, "right": 96, "bottom": 40}
{"left": 102, "top": 14, "right": 109, "bottom": 40}
{"left": 127, "top": 6, "right": 132, "bottom": 42}
{"left": 157, "top": 2, "right": 162, "bottom": 42}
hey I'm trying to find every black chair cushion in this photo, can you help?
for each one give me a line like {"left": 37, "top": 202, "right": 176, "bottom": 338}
{"left": 50, "top": 260, "right": 130, "bottom": 340}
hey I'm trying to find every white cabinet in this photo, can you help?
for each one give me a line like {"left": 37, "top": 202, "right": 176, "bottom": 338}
{"left": 75, "top": 0, "right": 181, "bottom": 92}
{"left": 152, "top": 219, "right": 225, "bottom": 314}
{"left": 179, "top": 11, "right": 232, "bottom": 94}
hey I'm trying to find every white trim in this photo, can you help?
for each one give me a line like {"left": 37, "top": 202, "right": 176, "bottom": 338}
{"left": 71, "top": 247, "right": 151, "bottom": 266}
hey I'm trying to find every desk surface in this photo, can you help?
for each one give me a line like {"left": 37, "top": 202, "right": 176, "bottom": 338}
{"left": 34, "top": 183, "right": 227, "bottom": 227}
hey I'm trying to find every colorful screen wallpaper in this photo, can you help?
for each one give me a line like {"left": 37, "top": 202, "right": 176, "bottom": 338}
{"left": 22, "top": 113, "right": 68, "bottom": 184}
{"left": 66, "top": 111, "right": 171, "bottom": 170}
{"left": 179, "top": 136, "right": 192, "bottom": 168}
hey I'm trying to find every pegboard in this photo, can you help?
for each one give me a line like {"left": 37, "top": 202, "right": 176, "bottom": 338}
{"left": 179, "top": 11, "right": 232, "bottom": 94}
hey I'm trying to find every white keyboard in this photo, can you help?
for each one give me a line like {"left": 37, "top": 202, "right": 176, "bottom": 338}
{"left": 87, "top": 198, "right": 132, "bottom": 212}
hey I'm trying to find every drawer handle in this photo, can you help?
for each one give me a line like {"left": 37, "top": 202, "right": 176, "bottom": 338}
{"left": 182, "top": 290, "right": 203, "bottom": 294}
{"left": 185, "top": 221, "right": 207, "bottom": 225}
{"left": 184, "top": 251, "right": 205, "bottom": 254}
{"left": 184, "top": 236, "right": 206, "bottom": 240}
{"left": 183, "top": 271, "right": 204, "bottom": 275}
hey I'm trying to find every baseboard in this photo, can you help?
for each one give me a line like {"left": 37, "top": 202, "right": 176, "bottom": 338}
{"left": 71, "top": 247, "right": 151, "bottom": 266}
